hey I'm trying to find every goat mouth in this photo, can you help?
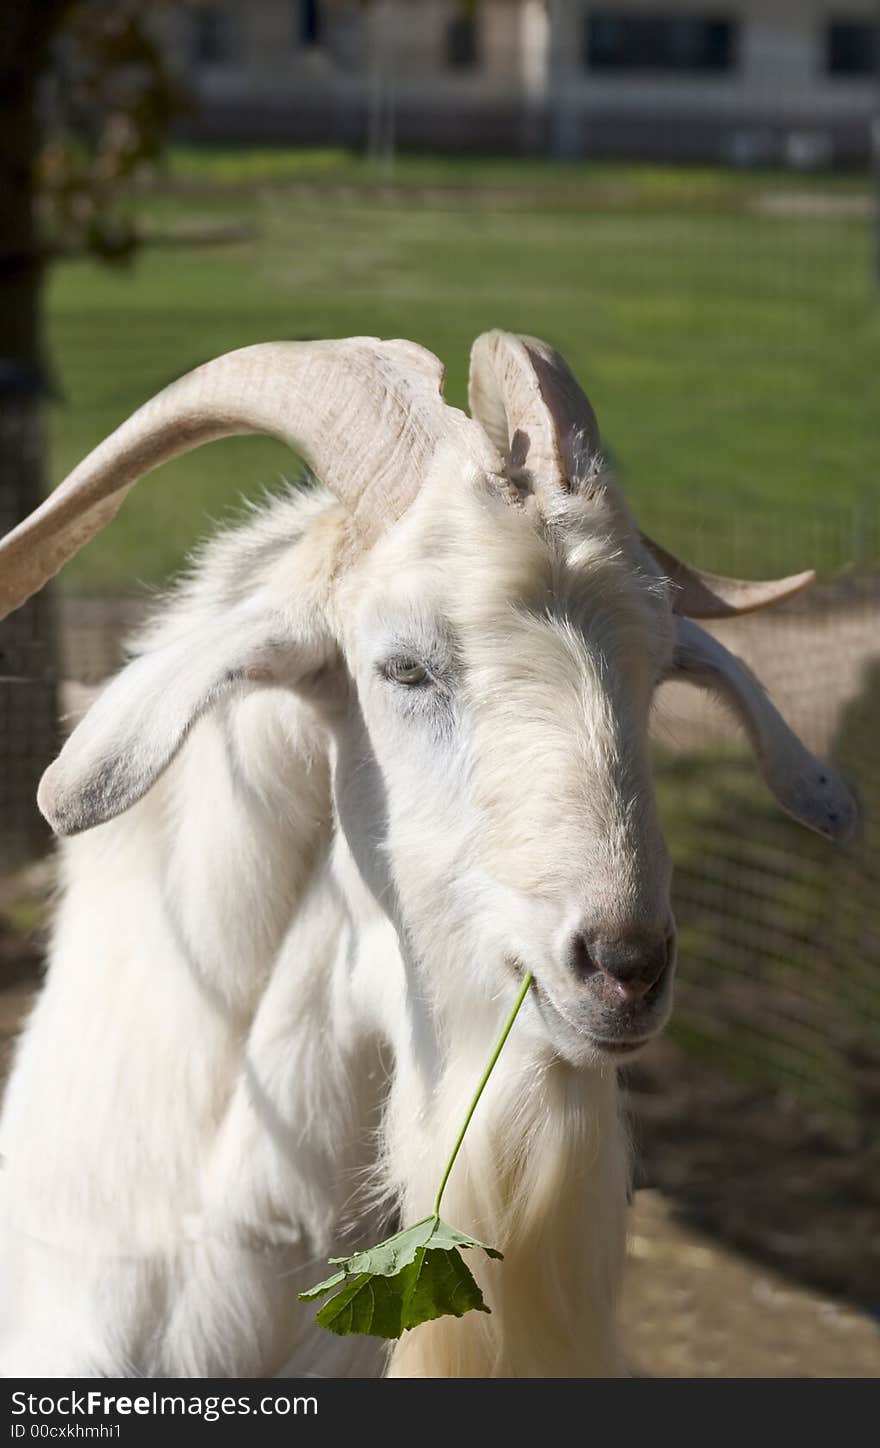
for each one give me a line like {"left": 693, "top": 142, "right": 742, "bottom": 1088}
{"left": 507, "top": 958, "right": 664, "bottom": 1064}
{"left": 587, "top": 1036, "right": 650, "bottom": 1058}
{"left": 506, "top": 961, "right": 662, "bottom": 1065}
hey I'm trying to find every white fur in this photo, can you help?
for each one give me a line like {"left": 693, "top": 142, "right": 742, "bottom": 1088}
{"left": 0, "top": 465, "right": 676, "bottom": 1378}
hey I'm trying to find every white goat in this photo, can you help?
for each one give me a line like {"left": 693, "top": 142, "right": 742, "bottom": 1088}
{"left": 0, "top": 332, "right": 854, "bottom": 1378}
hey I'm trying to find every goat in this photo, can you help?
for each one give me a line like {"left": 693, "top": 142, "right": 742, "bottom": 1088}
{"left": 0, "top": 332, "right": 854, "bottom": 1377}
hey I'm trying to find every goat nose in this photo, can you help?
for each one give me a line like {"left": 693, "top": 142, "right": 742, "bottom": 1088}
{"left": 569, "top": 930, "right": 672, "bottom": 1002}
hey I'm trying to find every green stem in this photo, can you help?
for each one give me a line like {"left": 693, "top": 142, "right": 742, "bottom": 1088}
{"left": 432, "top": 971, "right": 534, "bottom": 1220}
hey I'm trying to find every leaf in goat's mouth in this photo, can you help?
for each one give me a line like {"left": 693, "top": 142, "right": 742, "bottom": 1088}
{"left": 299, "top": 972, "right": 533, "bottom": 1339}
{"left": 299, "top": 1216, "right": 503, "bottom": 1338}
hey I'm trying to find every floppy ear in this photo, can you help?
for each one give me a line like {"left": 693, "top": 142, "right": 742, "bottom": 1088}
{"left": 38, "top": 602, "right": 331, "bottom": 837}
{"left": 670, "top": 618, "right": 855, "bottom": 841}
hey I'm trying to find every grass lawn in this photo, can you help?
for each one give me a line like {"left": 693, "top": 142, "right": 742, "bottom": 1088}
{"left": 44, "top": 150, "right": 879, "bottom": 592}
{"left": 35, "top": 150, "right": 880, "bottom": 1116}
{"left": 654, "top": 739, "right": 879, "bottom": 1118}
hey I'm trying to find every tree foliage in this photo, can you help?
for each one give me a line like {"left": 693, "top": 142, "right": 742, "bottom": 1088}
{"left": 37, "top": 0, "right": 190, "bottom": 260}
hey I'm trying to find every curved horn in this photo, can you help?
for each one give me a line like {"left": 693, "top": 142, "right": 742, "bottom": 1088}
{"left": 641, "top": 533, "right": 815, "bottom": 619}
{"left": 0, "top": 338, "right": 502, "bottom": 621}
{"left": 469, "top": 330, "right": 601, "bottom": 492}
{"left": 469, "top": 332, "right": 817, "bottom": 621}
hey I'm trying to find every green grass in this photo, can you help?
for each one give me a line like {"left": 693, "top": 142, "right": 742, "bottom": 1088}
{"left": 654, "top": 706, "right": 880, "bottom": 1118}
{"left": 44, "top": 148, "right": 879, "bottom": 592}
{"left": 37, "top": 147, "right": 880, "bottom": 1116}
{"left": 163, "top": 146, "right": 872, "bottom": 199}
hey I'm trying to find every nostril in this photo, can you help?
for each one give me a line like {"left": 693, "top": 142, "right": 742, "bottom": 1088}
{"left": 609, "top": 975, "right": 653, "bottom": 1004}
{"left": 590, "top": 930, "right": 672, "bottom": 1002}
{"left": 569, "top": 933, "right": 599, "bottom": 981}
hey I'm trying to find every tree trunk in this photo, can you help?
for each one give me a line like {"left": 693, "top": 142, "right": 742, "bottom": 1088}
{"left": 0, "top": 5, "right": 71, "bottom": 869}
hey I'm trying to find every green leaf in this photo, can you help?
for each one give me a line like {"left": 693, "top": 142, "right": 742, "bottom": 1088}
{"left": 297, "top": 1267, "right": 347, "bottom": 1303}
{"left": 327, "top": 1217, "right": 437, "bottom": 1275}
{"left": 299, "top": 1216, "right": 502, "bottom": 1339}
{"left": 399, "top": 1244, "right": 489, "bottom": 1329}
{"left": 298, "top": 975, "right": 533, "bottom": 1341}
{"left": 315, "top": 1270, "right": 411, "bottom": 1339}
{"left": 424, "top": 1220, "right": 503, "bottom": 1260}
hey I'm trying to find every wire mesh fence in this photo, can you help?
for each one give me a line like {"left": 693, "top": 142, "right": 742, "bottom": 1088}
{"left": 1, "top": 543, "right": 876, "bottom": 1131}
{"left": 0, "top": 113, "right": 877, "bottom": 1137}
{"left": 653, "top": 567, "right": 880, "bottom": 1125}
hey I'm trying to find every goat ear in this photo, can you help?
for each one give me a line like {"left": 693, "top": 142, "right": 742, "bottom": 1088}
{"left": 38, "top": 603, "right": 329, "bottom": 837}
{"left": 671, "top": 617, "right": 856, "bottom": 841}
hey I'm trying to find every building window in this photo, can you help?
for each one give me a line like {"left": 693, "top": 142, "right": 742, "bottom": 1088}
{"left": 192, "top": 5, "right": 237, "bottom": 65}
{"left": 584, "top": 11, "right": 737, "bottom": 72}
{"left": 826, "top": 20, "right": 877, "bottom": 76}
{"left": 447, "top": 2, "right": 480, "bottom": 70}
{"left": 298, "top": 0, "right": 323, "bottom": 48}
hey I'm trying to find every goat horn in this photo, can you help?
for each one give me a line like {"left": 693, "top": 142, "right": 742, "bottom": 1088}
{"left": 0, "top": 338, "right": 502, "bottom": 621}
{"left": 469, "top": 330, "right": 602, "bottom": 493}
{"left": 641, "top": 533, "right": 815, "bottom": 618}
{"left": 470, "top": 333, "right": 815, "bottom": 620}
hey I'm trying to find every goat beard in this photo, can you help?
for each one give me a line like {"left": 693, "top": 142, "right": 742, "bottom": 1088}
{"left": 383, "top": 1043, "right": 630, "bottom": 1378}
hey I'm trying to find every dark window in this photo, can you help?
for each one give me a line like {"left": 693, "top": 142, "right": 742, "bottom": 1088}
{"left": 826, "top": 20, "right": 877, "bottom": 76}
{"left": 193, "top": 6, "right": 236, "bottom": 65}
{"left": 445, "top": 16, "right": 480, "bottom": 69}
{"left": 299, "top": 0, "right": 322, "bottom": 48}
{"left": 585, "top": 11, "right": 736, "bottom": 72}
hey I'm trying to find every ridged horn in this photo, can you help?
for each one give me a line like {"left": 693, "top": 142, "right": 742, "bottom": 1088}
{"left": 468, "top": 331, "right": 816, "bottom": 621}
{"left": 0, "top": 337, "right": 503, "bottom": 621}
{"left": 641, "top": 534, "right": 815, "bottom": 618}
{"left": 468, "top": 329, "right": 601, "bottom": 492}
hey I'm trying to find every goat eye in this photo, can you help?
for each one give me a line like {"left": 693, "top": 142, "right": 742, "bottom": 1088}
{"left": 384, "top": 656, "right": 430, "bottom": 687}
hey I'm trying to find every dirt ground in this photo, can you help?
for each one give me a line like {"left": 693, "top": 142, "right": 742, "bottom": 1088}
{"left": 0, "top": 865, "right": 877, "bottom": 1379}
{"left": 621, "top": 1189, "right": 877, "bottom": 1378}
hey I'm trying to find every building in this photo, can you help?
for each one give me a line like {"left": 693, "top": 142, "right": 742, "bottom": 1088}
{"left": 162, "top": 1, "right": 879, "bottom": 163}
